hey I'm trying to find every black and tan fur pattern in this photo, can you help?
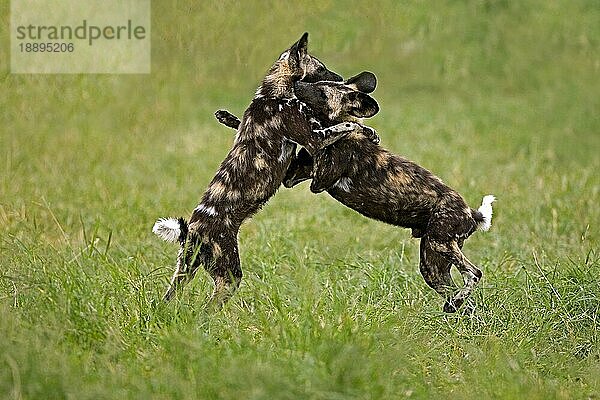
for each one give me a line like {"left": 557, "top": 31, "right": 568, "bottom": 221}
{"left": 217, "top": 74, "right": 495, "bottom": 313}
{"left": 153, "top": 34, "right": 364, "bottom": 309}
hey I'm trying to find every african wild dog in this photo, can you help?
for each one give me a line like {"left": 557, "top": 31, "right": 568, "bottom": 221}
{"left": 153, "top": 33, "right": 367, "bottom": 309}
{"left": 217, "top": 72, "right": 495, "bottom": 313}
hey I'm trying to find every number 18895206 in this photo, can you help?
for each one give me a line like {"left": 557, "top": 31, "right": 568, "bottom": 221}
{"left": 19, "top": 42, "right": 74, "bottom": 53}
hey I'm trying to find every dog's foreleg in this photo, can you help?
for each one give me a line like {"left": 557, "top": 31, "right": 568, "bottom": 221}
{"left": 359, "top": 125, "right": 380, "bottom": 144}
{"left": 314, "top": 122, "right": 380, "bottom": 149}
{"left": 313, "top": 122, "right": 363, "bottom": 149}
{"left": 310, "top": 147, "right": 345, "bottom": 193}
{"left": 283, "top": 147, "right": 314, "bottom": 188}
{"left": 215, "top": 110, "right": 241, "bottom": 130}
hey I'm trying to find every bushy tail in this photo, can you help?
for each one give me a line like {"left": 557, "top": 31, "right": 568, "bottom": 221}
{"left": 473, "top": 195, "right": 496, "bottom": 231}
{"left": 152, "top": 217, "right": 188, "bottom": 244}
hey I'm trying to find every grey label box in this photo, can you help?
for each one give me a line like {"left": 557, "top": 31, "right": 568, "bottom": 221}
{"left": 11, "top": 0, "right": 151, "bottom": 74}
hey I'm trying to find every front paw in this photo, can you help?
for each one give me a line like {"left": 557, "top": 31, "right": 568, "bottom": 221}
{"left": 327, "top": 121, "right": 361, "bottom": 133}
{"left": 362, "top": 126, "right": 380, "bottom": 144}
{"left": 215, "top": 109, "right": 240, "bottom": 129}
{"left": 215, "top": 109, "right": 231, "bottom": 123}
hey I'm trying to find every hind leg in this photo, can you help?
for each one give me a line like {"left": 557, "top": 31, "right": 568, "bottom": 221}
{"left": 428, "top": 239, "right": 482, "bottom": 312}
{"left": 163, "top": 243, "right": 204, "bottom": 301}
{"left": 419, "top": 237, "right": 458, "bottom": 308}
{"left": 205, "top": 237, "right": 242, "bottom": 311}
{"left": 447, "top": 241, "right": 482, "bottom": 312}
{"left": 163, "top": 234, "right": 243, "bottom": 310}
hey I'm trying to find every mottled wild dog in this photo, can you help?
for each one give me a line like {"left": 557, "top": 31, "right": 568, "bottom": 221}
{"left": 218, "top": 73, "right": 495, "bottom": 313}
{"left": 153, "top": 33, "right": 363, "bottom": 308}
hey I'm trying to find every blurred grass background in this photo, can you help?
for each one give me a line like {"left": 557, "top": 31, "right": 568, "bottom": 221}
{"left": 1, "top": 0, "right": 599, "bottom": 398}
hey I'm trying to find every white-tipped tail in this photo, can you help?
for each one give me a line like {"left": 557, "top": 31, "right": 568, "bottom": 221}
{"left": 477, "top": 195, "right": 496, "bottom": 231}
{"left": 152, "top": 218, "right": 181, "bottom": 243}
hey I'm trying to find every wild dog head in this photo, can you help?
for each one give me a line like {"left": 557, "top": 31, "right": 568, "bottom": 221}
{"left": 282, "top": 72, "right": 380, "bottom": 188}
{"left": 302, "top": 54, "right": 342, "bottom": 83}
{"left": 255, "top": 33, "right": 342, "bottom": 99}
{"left": 294, "top": 71, "right": 379, "bottom": 125}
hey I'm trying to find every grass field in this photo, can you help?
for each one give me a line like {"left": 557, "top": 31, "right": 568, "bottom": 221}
{"left": 1, "top": 1, "right": 600, "bottom": 398}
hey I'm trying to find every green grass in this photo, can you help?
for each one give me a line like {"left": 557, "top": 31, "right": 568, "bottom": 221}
{"left": 1, "top": 0, "right": 599, "bottom": 398}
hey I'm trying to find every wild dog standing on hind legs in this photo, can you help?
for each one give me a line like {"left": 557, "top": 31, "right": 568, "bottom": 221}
{"left": 290, "top": 75, "right": 496, "bottom": 313}
{"left": 217, "top": 73, "right": 496, "bottom": 313}
{"left": 153, "top": 33, "right": 366, "bottom": 309}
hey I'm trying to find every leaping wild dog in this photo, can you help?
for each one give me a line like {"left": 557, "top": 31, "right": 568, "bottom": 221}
{"left": 153, "top": 33, "right": 370, "bottom": 309}
{"left": 216, "top": 72, "right": 495, "bottom": 313}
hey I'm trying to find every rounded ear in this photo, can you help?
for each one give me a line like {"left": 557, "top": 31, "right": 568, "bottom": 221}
{"left": 348, "top": 92, "right": 379, "bottom": 118}
{"left": 345, "top": 71, "right": 377, "bottom": 93}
